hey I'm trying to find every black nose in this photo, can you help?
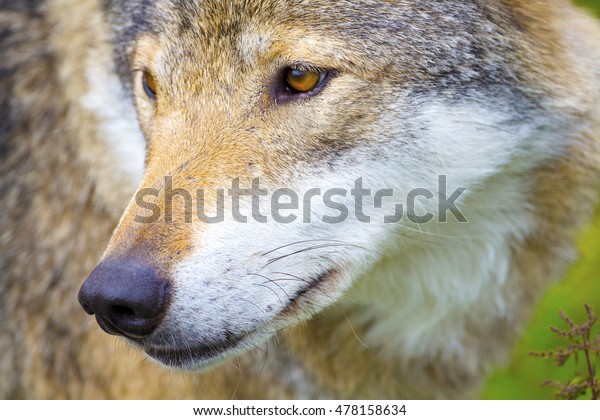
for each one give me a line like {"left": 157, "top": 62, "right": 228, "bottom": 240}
{"left": 78, "top": 258, "right": 170, "bottom": 339}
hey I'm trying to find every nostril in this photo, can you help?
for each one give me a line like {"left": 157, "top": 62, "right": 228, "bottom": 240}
{"left": 111, "top": 305, "right": 136, "bottom": 319}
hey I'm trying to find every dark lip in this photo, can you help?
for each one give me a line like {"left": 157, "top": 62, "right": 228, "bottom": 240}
{"left": 143, "top": 339, "right": 239, "bottom": 369}
{"left": 283, "top": 268, "right": 337, "bottom": 309}
{"left": 142, "top": 269, "right": 338, "bottom": 368}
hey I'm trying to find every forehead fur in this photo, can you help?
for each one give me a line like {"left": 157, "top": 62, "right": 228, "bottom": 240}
{"left": 105, "top": 0, "right": 543, "bottom": 92}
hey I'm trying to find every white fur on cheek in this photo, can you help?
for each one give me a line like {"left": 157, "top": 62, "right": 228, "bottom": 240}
{"left": 342, "top": 98, "right": 568, "bottom": 361}
{"left": 81, "top": 52, "right": 146, "bottom": 186}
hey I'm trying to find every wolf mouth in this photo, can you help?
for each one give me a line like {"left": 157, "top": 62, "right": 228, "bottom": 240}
{"left": 143, "top": 337, "right": 246, "bottom": 369}
{"left": 142, "top": 269, "right": 338, "bottom": 369}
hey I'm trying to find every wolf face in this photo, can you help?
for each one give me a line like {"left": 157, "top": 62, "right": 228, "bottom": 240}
{"left": 77, "top": 0, "right": 594, "bottom": 374}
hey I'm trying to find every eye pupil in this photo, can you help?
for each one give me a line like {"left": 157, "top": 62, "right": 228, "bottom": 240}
{"left": 143, "top": 72, "right": 157, "bottom": 99}
{"left": 285, "top": 68, "right": 321, "bottom": 93}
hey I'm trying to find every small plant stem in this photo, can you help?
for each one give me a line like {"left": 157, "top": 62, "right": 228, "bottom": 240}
{"left": 582, "top": 334, "right": 598, "bottom": 400}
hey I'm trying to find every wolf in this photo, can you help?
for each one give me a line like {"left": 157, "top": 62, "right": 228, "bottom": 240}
{"left": 1, "top": 0, "right": 599, "bottom": 399}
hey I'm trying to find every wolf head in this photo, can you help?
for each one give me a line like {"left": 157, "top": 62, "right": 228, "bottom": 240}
{"left": 77, "top": 0, "right": 585, "bottom": 370}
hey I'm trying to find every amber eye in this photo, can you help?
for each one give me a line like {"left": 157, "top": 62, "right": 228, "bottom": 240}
{"left": 142, "top": 71, "right": 157, "bottom": 99}
{"left": 285, "top": 68, "right": 322, "bottom": 93}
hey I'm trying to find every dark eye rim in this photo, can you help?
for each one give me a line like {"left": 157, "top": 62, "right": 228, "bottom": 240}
{"left": 272, "top": 66, "right": 337, "bottom": 104}
{"left": 142, "top": 71, "right": 157, "bottom": 100}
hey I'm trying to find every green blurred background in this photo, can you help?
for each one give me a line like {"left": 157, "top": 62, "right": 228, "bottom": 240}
{"left": 483, "top": 0, "right": 600, "bottom": 399}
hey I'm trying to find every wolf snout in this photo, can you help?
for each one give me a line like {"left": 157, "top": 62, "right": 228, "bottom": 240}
{"left": 78, "top": 258, "right": 171, "bottom": 339}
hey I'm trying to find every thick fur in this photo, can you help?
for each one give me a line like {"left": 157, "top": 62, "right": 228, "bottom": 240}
{"left": 1, "top": 0, "right": 600, "bottom": 399}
